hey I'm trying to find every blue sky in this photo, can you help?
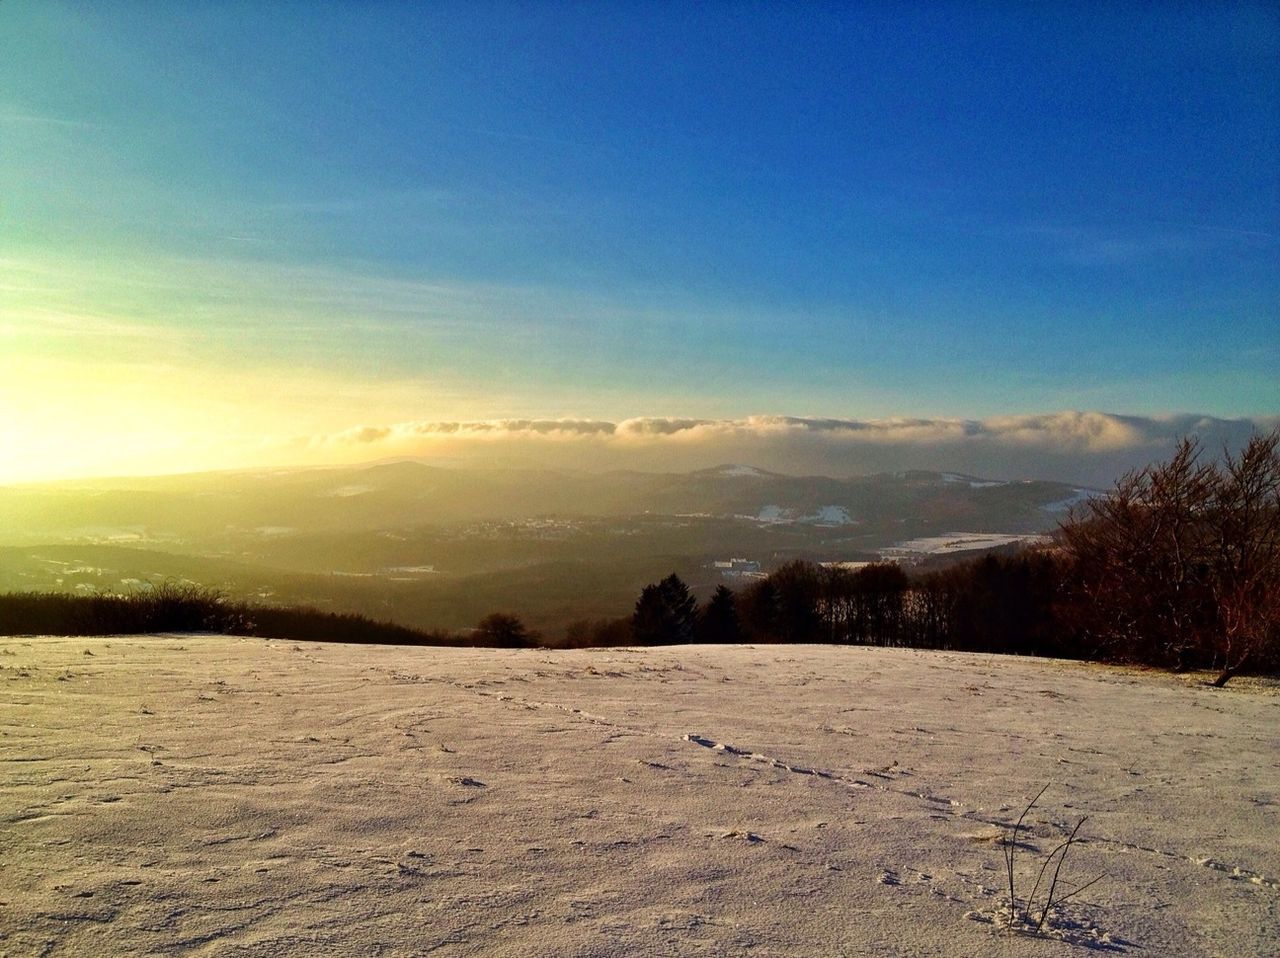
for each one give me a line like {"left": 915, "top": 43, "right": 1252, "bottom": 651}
{"left": 1, "top": 2, "right": 1277, "bottom": 479}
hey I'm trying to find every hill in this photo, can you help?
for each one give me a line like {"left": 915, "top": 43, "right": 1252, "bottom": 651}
{"left": 0, "top": 462, "right": 1093, "bottom": 633}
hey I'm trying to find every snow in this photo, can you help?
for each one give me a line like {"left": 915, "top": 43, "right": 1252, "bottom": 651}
{"left": 881, "top": 532, "right": 1049, "bottom": 557}
{"left": 718, "top": 465, "right": 769, "bottom": 478}
{"left": 750, "top": 505, "right": 855, "bottom": 525}
{"left": 755, "top": 504, "right": 791, "bottom": 522}
{"left": 803, "top": 505, "right": 855, "bottom": 525}
{"left": 941, "top": 473, "right": 1007, "bottom": 489}
{"left": 1040, "top": 489, "right": 1095, "bottom": 514}
{"left": 3, "top": 637, "right": 1276, "bottom": 957}
{"left": 321, "top": 484, "right": 376, "bottom": 498}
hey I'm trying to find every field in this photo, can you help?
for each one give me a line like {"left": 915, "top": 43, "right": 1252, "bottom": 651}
{"left": 2, "top": 637, "right": 1276, "bottom": 956}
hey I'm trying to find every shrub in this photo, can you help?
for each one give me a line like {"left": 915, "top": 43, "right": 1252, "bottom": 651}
{"left": 472, "top": 613, "right": 533, "bottom": 648}
{"left": 561, "top": 617, "right": 632, "bottom": 648}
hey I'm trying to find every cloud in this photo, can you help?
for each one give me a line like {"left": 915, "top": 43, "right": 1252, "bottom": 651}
{"left": 325, "top": 418, "right": 617, "bottom": 446}
{"left": 340, "top": 426, "right": 393, "bottom": 444}
{"left": 598, "top": 412, "right": 1150, "bottom": 449}
{"left": 960, "top": 411, "right": 1148, "bottom": 450}
{"left": 400, "top": 419, "right": 617, "bottom": 438}
{"left": 615, "top": 417, "right": 720, "bottom": 438}
{"left": 300, "top": 411, "right": 1277, "bottom": 485}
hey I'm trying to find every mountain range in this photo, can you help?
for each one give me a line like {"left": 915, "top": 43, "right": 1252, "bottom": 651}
{"left": 0, "top": 461, "right": 1096, "bottom": 634}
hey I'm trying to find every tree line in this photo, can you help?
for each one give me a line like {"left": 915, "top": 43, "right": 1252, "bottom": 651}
{"left": 605, "top": 432, "right": 1280, "bottom": 685}
{"left": 1, "top": 582, "right": 462, "bottom": 647}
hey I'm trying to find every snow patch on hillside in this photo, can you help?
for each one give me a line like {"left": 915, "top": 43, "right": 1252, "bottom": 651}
{"left": 321, "top": 484, "right": 376, "bottom": 498}
{"left": 1041, "top": 489, "right": 1095, "bottom": 513}
{"left": 750, "top": 504, "right": 856, "bottom": 525}
{"left": 755, "top": 504, "right": 791, "bottom": 522}
{"left": 941, "top": 473, "right": 1007, "bottom": 489}
{"left": 805, "top": 505, "right": 855, "bottom": 525}
{"left": 881, "top": 532, "right": 1049, "bottom": 558}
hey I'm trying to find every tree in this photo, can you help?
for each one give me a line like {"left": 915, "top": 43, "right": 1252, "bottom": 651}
{"left": 473, "top": 612, "right": 532, "bottom": 648}
{"left": 698, "top": 585, "right": 743, "bottom": 643}
{"left": 1203, "top": 431, "right": 1280, "bottom": 683}
{"left": 1059, "top": 438, "right": 1217, "bottom": 667}
{"left": 848, "top": 562, "right": 909, "bottom": 646}
{"left": 737, "top": 576, "right": 779, "bottom": 641}
{"left": 631, "top": 573, "right": 698, "bottom": 644}
{"left": 770, "top": 560, "right": 824, "bottom": 643}
{"left": 820, "top": 565, "right": 857, "bottom": 643}
{"left": 1058, "top": 431, "right": 1280, "bottom": 683}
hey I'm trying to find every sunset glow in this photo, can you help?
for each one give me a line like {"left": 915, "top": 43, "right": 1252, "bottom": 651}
{"left": 2, "top": 3, "right": 1275, "bottom": 483}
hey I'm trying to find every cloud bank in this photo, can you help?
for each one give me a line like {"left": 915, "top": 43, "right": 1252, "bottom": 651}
{"left": 308, "top": 412, "right": 1278, "bottom": 486}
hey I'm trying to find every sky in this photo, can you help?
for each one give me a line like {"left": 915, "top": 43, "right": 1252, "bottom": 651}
{"left": 1, "top": 1, "right": 1277, "bottom": 483}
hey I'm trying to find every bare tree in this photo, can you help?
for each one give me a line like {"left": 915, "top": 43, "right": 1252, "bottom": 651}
{"left": 1204, "top": 432, "right": 1280, "bottom": 684}
{"left": 474, "top": 612, "right": 533, "bottom": 648}
{"left": 1059, "top": 431, "right": 1280, "bottom": 683}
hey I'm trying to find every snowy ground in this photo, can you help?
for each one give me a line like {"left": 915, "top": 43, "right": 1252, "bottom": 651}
{"left": 880, "top": 532, "right": 1050, "bottom": 559}
{"left": 2, "top": 637, "right": 1276, "bottom": 957}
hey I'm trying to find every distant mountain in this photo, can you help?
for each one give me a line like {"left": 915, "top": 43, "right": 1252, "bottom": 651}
{"left": 0, "top": 462, "right": 1099, "bottom": 633}
{"left": 0, "top": 460, "right": 1097, "bottom": 542}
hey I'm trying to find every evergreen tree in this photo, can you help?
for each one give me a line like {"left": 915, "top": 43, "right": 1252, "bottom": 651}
{"left": 658, "top": 573, "right": 698, "bottom": 642}
{"left": 631, "top": 583, "right": 669, "bottom": 645}
{"left": 698, "top": 584, "right": 742, "bottom": 643}
{"left": 631, "top": 573, "right": 698, "bottom": 644}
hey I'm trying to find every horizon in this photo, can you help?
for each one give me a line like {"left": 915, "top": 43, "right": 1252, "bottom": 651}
{"left": 3, "top": 3, "right": 1277, "bottom": 484}
{"left": 2, "top": 409, "right": 1277, "bottom": 490}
